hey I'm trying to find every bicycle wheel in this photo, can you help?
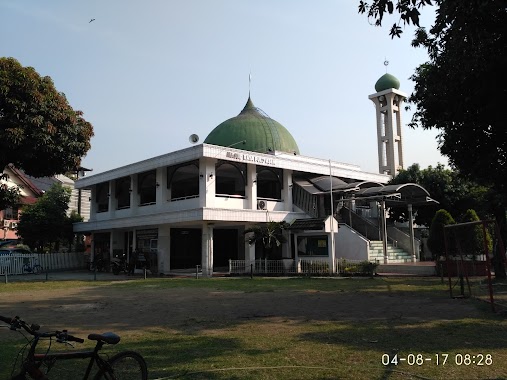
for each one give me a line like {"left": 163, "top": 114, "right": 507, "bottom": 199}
{"left": 94, "top": 351, "right": 148, "bottom": 380}
{"left": 33, "top": 265, "right": 42, "bottom": 274}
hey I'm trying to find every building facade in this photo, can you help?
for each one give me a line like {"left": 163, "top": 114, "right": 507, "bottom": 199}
{"left": 0, "top": 164, "right": 91, "bottom": 241}
{"left": 74, "top": 75, "right": 431, "bottom": 275}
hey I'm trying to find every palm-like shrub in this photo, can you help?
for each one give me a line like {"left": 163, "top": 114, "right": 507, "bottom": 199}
{"left": 244, "top": 221, "right": 288, "bottom": 259}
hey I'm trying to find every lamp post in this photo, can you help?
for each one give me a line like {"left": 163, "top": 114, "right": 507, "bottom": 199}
{"left": 75, "top": 166, "right": 92, "bottom": 216}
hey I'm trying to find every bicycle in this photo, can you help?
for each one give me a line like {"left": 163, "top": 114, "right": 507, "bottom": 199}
{"left": 22, "top": 259, "right": 42, "bottom": 274}
{"left": 0, "top": 315, "right": 148, "bottom": 380}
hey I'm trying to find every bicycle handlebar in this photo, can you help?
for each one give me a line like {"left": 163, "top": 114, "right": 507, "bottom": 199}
{"left": 0, "top": 315, "right": 84, "bottom": 343}
{"left": 0, "top": 315, "right": 13, "bottom": 324}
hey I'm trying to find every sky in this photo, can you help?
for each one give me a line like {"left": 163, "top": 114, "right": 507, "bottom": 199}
{"left": 0, "top": 0, "right": 447, "bottom": 176}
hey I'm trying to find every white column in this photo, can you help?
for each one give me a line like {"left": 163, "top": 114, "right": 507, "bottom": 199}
{"left": 108, "top": 232, "right": 114, "bottom": 264}
{"left": 89, "top": 187, "right": 97, "bottom": 218}
{"left": 130, "top": 175, "right": 137, "bottom": 212}
{"left": 395, "top": 96, "right": 405, "bottom": 169}
{"left": 408, "top": 204, "right": 416, "bottom": 262}
{"left": 381, "top": 199, "right": 388, "bottom": 264}
{"left": 158, "top": 225, "right": 171, "bottom": 274}
{"left": 156, "top": 167, "right": 166, "bottom": 205}
{"left": 107, "top": 181, "right": 113, "bottom": 217}
{"left": 199, "top": 158, "right": 216, "bottom": 208}
{"left": 293, "top": 233, "right": 301, "bottom": 274}
{"left": 282, "top": 170, "right": 293, "bottom": 211}
{"left": 109, "top": 180, "right": 116, "bottom": 216}
{"left": 201, "top": 223, "right": 213, "bottom": 277}
{"left": 245, "top": 163, "right": 257, "bottom": 210}
{"left": 245, "top": 230, "right": 256, "bottom": 267}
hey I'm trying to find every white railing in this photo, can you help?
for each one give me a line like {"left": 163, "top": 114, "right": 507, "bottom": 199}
{"left": 229, "top": 258, "right": 376, "bottom": 276}
{"left": 0, "top": 252, "right": 86, "bottom": 275}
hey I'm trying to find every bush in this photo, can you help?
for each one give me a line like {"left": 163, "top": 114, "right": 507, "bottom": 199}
{"left": 428, "top": 209, "right": 456, "bottom": 259}
{"left": 455, "top": 209, "right": 492, "bottom": 259}
{"left": 340, "top": 260, "right": 378, "bottom": 277}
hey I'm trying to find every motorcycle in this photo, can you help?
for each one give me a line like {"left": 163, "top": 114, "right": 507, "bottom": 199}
{"left": 88, "top": 256, "right": 109, "bottom": 272}
{"left": 111, "top": 254, "right": 128, "bottom": 275}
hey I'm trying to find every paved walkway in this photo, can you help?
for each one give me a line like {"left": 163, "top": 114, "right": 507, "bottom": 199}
{"left": 1, "top": 261, "right": 438, "bottom": 283}
{"left": 1, "top": 270, "right": 140, "bottom": 283}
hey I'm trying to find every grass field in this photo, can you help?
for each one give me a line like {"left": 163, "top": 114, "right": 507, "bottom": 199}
{"left": 1, "top": 276, "right": 506, "bottom": 379}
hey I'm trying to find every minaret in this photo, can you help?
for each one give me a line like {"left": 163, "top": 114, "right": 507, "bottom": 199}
{"left": 369, "top": 71, "right": 407, "bottom": 176}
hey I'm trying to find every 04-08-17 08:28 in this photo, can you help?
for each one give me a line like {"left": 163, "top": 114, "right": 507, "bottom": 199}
{"left": 381, "top": 353, "right": 493, "bottom": 366}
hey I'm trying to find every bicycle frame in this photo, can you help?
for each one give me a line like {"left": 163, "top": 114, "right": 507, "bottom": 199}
{"left": 2, "top": 316, "right": 118, "bottom": 380}
{"left": 29, "top": 337, "right": 111, "bottom": 380}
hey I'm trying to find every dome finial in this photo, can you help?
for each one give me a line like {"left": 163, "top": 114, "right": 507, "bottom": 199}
{"left": 248, "top": 71, "right": 252, "bottom": 98}
{"left": 384, "top": 58, "right": 389, "bottom": 73}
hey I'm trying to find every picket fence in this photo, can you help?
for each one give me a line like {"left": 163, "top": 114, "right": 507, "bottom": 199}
{"left": 229, "top": 258, "right": 376, "bottom": 275}
{"left": 0, "top": 252, "right": 86, "bottom": 275}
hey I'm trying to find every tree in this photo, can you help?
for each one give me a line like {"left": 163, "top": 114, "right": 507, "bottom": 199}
{"left": 244, "top": 221, "right": 288, "bottom": 259}
{"left": 64, "top": 210, "right": 84, "bottom": 252}
{"left": 358, "top": 0, "right": 429, "bottom": 38}
{"left": 456, "top": 209, "right": 492, "bottom": 259}
{"left": 0, "top": 173, "right": 20, "bottom": 211}
{"left": 0, "top": 57, "right": 94, "bottom": 208}
{"left": 427, "top": 209, "right": 455, "bottom": 259}
{"left": 388, "top": 163, "right": 490, "bottom": 226}
{"left": 17, "top": 183, "right": 71, "bottom": 252}
{"left": 359, "top": 0, "right": 507, "bottom": 278}
{"left": 358, "top": 1, "right": 507, "bottom": 194}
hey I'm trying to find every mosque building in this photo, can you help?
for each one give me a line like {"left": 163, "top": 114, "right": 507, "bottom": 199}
{"left": 74, "top": 73, "right": 434, "bottom": 276}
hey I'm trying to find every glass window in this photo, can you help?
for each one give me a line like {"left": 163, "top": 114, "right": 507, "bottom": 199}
{"left": 216, "top": 162, "right": 246, "bottom": 197}
{"left": 169, "top": 163, "right": 199, "bottom": 200}
{"left": 3, "top": 206, "right": 19, "bottom": 220}
{"left": 96, "top": 182, "right": 109, "bottom": 213}
{"left": 115, "top": 177, "right": 131, "bottom": 209}
{"left": 297, "top": 235, "right": 328, "bottom": 256}
{"left": 257, "top": 167, "right": 282, "bottom": 200}
{"left": 138, "top": 171, "right": 156, "bottom": 205}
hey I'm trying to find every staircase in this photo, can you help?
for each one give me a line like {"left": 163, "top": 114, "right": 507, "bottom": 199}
{"left": 369, "top": 241, "right": 413, "bottom": 263}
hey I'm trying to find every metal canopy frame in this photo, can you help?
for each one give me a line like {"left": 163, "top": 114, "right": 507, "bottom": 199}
{"left": 336, "top": 184, "right": 439, "bottom": 264}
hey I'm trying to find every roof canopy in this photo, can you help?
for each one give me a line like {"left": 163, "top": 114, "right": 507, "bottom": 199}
{"left": 294, "top": 176, "right": 437, "bottom": 207}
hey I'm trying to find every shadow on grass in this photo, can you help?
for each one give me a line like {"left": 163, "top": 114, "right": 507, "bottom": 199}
{"left": 0, "top": 335, "right": 251, "bottom": 380}
{"left": 297, "top": 317, "right": 507, "bottom": 380}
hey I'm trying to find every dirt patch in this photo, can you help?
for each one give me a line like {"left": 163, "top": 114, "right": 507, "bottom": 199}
{"left": 0, "top": 281, "right": 483, "bottom": 336}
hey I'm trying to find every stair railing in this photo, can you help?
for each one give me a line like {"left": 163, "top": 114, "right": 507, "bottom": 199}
{"left": 340, "top": 207, "right": 381, "bottom": 241}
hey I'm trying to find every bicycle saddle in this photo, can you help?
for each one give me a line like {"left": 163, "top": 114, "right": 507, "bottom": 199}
{"left": 88, "top": 332, "right": 121, "bottom": 345}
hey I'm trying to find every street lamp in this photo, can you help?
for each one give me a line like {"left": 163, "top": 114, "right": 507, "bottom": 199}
{"left": 75, "top": 166, "right": 92, "bottom": 216}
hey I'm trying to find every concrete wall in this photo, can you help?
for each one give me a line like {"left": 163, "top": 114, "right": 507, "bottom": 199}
{"left": 335, "top": 224, "right": 369, "bottom": 261}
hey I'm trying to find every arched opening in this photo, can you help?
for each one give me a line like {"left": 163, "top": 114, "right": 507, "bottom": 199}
{"left": 115, "top": 176, "right": 131, "bottom": 209}
{"left": 138, "top": 170, "right": 156, "bottom": 205}
{"left": 215, "top": 161, "right": 246, "bottom": 197}
{"left": 168, "top": 162, "right": 199, "bottom": 200}
{"left": 257, "top": 167, "right": 282, "bottom": 200}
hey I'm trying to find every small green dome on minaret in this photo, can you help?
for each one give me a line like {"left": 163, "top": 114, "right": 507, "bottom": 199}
{"left": 375, "top": 73, "right": 400, "bottom": 92}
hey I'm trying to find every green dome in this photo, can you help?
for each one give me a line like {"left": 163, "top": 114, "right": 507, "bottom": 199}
{"left": 204, "top": 97, "right": 300, "bottom": 155}
{"left": 375, "top": 73, "right": 400, "bottom": 92}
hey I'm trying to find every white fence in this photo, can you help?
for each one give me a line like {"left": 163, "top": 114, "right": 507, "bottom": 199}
{"left": 229, "top": 258, "right": 378, "bottom": 276}
{"left": 0, "top": 252, "right": 86, "bottom": 275}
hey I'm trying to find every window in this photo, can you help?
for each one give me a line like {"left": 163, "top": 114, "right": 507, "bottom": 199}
{"left": 257, "top": 167, "right": 282, "bottom": 200}
{"left": 115, "top": 177, "right": 131, "bottom": 209}
{"left": 216, "top": 162, "right": 246, "bottom": 197}
{"left": 168, "top": 162, "right": 199, "bottom": 200}
{"left": 96, "top": 182, "right": 109, "bottom": 212}
{"left": 297, "top": 236, "right": 328, "bottom": 256}
{"left": 138, "top": 170, "right": 156, "bottom": 205}
{"left": 3, "top": 206, "right": 19, "bottom": 220}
